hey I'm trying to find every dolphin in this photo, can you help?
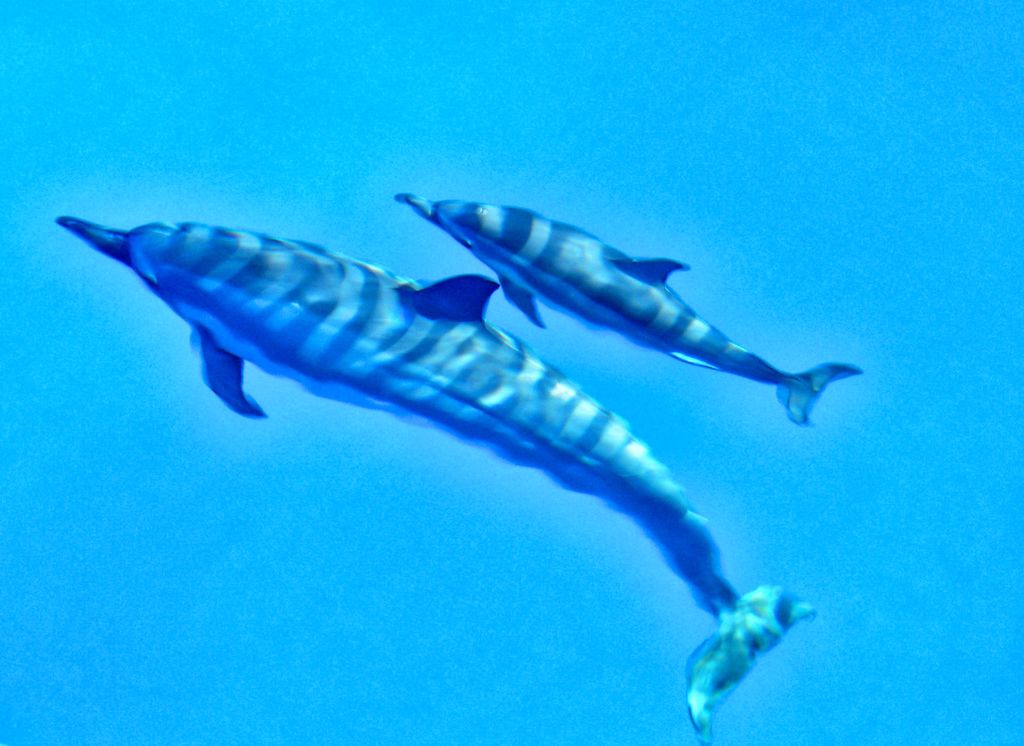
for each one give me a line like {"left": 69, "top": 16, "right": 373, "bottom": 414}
{"left": 58, "top": 214, "right": 815, "bottom": 741}
{"left": 395, "top": 194, "right": 861, "bottom": 425}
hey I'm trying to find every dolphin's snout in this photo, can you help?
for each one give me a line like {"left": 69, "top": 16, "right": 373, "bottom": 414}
{"left": 57, "top": 216, "right": 131, "bottom": 266}
{"left": 57, "top": 216, "right": 100, "bottom": 237}
{"left": 395, "top": 193, "right": 438, "bottom": 223}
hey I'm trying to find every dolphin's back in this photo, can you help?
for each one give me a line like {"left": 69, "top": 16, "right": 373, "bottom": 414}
{"left": 138, "top": 222, "right": 688, "bottom": 509}
{"left": 425, "top": 201, "right": 731, "bottom": 349}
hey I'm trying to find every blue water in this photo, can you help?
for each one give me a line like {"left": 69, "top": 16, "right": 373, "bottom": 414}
{"left": 2, "top": 2, "right": 1021, "bottom": 744}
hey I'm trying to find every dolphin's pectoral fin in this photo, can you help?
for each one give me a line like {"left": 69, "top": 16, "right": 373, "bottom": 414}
{"left": 611, "top": 257, "right": 689, "bottom": 285}
{"left": 405, "top": 275, "right": 499, "bottom": 322}
{"left": 195, "top": 325, "right": 266, "bottom": 418}
{"left": 500, "top": 277, "right": 545, "bottom": 328}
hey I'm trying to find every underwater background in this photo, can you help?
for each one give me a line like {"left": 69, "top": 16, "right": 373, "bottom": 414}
{"left": 2, "top": 2, "right": 1021, "bottom": 744}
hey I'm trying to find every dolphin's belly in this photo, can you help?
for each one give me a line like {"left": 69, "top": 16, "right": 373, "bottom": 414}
{"left": 483, "top": 245, "right": 692, "bottom": 356}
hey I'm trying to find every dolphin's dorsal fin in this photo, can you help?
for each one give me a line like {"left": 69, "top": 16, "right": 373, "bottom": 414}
{"left": 611, "top": 257, "right": 689, "bottom": 284}
{"left": 195, "top": 325, "right": 266, "bottom": 418}
{"left": 500, "top": 277, "right": 545, "bottom": 328}
{"left": 408, "top": 275, "right": 499, "bottom": 322}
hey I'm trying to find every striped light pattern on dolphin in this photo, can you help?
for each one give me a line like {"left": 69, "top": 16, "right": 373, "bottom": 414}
{"left": 58, "top": 215, "right": 814, "bottom": 742}
{"left": 395, "top": 194, "right": 861, "bottom": 425}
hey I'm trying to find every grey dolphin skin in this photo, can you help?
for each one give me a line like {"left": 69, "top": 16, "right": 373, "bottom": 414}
{"left": 59, "top": 215, "right": 814, "bottom": 742}
{"left": 395, "top": 194, "right": 861, "bottom": 425}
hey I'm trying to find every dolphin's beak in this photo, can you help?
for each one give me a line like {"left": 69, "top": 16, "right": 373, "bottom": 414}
{"left": 394, "top": 193, "right": 439, "bottom": 224}
{"left": 394, "top": 193, "right": 473, "bottom": 248}
{"left": 57, "top": 216, "right": 131, "bottom": 266}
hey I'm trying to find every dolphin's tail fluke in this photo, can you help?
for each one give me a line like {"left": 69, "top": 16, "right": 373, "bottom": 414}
{"left": 776, "top": 363, "right": 861, "bottom": 425}
{"left": 686, "top": 586, "right": 815, "bottom": 743}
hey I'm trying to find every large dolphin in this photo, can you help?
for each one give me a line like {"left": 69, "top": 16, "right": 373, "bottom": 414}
{"left": 395, "top": 195, "right": 861, "bottom": 425}
{"left": 58, "top": 215, "right": 815, "bottom": 741}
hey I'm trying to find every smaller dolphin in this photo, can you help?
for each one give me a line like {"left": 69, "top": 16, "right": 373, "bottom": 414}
{"left": 396, "top": 194, "right": 861, "bottom": 425}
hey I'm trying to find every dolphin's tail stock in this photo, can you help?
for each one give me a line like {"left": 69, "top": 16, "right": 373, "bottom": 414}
{"left": 686, "top": 586, "right": 815, "bottom": 743}
{"left": 776, "top": 363, "right": 862, "bottom": 425}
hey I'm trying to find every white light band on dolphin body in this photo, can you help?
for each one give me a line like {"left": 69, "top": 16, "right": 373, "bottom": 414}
{"left": 59, "top": 215, "right": 814, "bottom": 741}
